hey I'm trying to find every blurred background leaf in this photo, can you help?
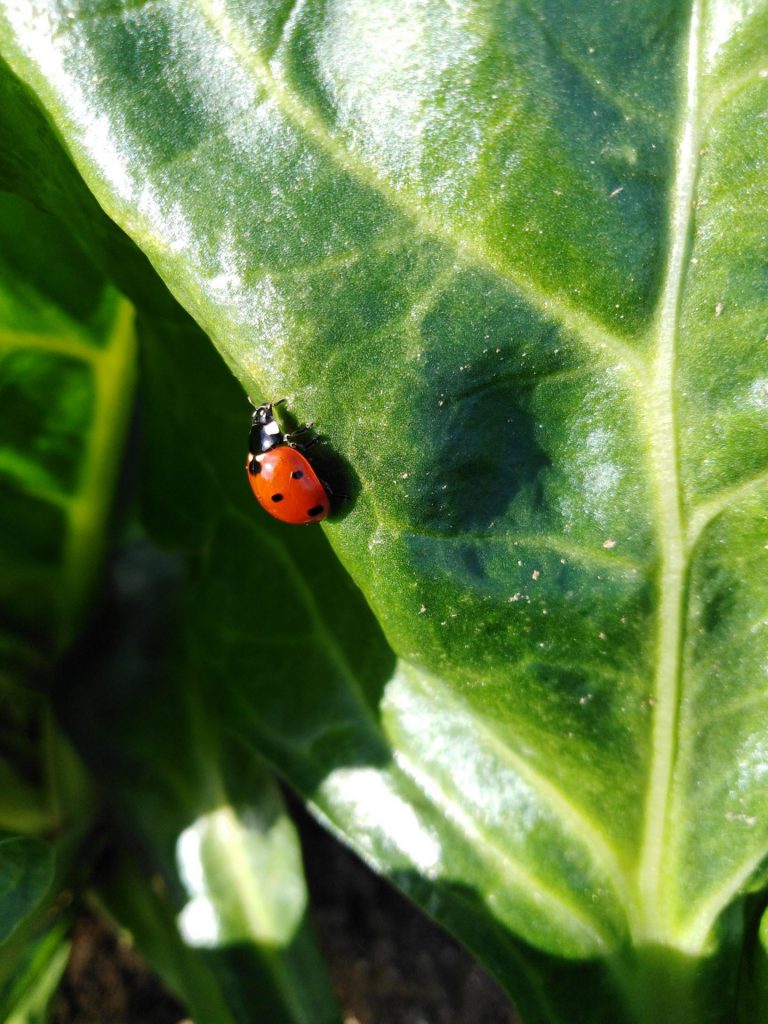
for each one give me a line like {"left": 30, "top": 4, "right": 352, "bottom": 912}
{"left": 0, "top": 189, "right": 128, "bottom": 1021}
{"left": 0, "top": 838, "right": 54, "bottom": 946}
{"left": 0, "top": 918, "right": 71, "bottom": 1024}
{"left": 0, "top": 191, "right": 134, "bottom": 675}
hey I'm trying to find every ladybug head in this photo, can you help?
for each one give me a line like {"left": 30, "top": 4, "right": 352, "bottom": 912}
{"left": 250, "top": 398, "right": 286, "bottom": 427}
{"left": 251, "top": 402, "right": 274, "bottom": 426}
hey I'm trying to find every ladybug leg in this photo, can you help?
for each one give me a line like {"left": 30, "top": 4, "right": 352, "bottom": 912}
{"left": 320, "top": 479, "right": 349, "bottom": 502}
{"left": 284, "top": 423, "right": 314, "bottom": 443}
{"left": 288, "top": 435, "right": 321, "bottom": 451}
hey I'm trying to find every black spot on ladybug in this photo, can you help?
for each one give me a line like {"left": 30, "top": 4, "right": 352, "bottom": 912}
{"left": 271, "top": 493, "right": 284, "bottom": 503}
{"left": 248, "top": 459, "right": 261, "bottom": 475}
{"left": 291, "top": 469, "right": 304, "bottom": 479}
{"left": 308, "top": 505, "right": 324, "bottom": 517}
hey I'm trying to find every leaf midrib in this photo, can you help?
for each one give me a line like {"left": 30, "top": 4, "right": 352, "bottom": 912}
{"left": 59, "top": 299, "right": 137, "bottom": 645}
{"left": 0, "top": 303, "right": 136, "bottom": 647}
{"left": 634, "top": 0, "right": 702, "bottom": 944}
{"left": 179, "top": 0, "right": 766, "bottom": 550}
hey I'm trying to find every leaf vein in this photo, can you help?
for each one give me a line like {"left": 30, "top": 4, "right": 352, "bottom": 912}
{"left": 400, "top": 528, "right": 647, "bottom": 573}
{"left": 704, "top": 63, "right": 768, "bottom": 121}
{"left": 402, "top": 664, "right": 632, "bottom": 910}
{"left": 680, "top": 844, "right": 768, "bottom": 950}
{"left": 193, "top": 0, "right": 646, "bottom": 378}
{"left": 518, "top": 0, "right": 647, "bottom": 127}
{"left": 686, "top": 467, "right": 768, "bottom": 549}
{"left": 393, "top": 747, "right": 615, "bottom": 951}
{"left": 0, "top": 328, "right": 100, "bottom": 364}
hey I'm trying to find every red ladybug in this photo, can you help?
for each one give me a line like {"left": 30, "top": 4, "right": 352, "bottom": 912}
{"left": 246, "top": 401, "right": 331, "bottom": 525}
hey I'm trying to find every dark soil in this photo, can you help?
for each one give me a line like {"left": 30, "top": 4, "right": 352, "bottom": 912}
{"left": 51, "top": 913, "right": 186, "bottom": 1024}
{"left": 52, "top": 805, "right": 518, "bottom": 1024}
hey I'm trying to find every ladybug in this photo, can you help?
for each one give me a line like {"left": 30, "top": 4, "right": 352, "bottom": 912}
{"left": 246, "top": 401, "right": 331, "bottom": 525}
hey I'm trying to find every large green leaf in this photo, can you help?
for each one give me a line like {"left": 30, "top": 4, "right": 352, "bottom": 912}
{"left": 1, "top": 2, "right": 767, "bottom": 1021}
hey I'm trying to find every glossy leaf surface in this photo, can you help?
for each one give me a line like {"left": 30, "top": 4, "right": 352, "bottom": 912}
{"left": 1, "top": 2, "right": 767, "bottom": 1021}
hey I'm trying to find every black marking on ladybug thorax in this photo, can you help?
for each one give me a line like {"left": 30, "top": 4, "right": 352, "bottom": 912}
{"left": 251, "top": 418, "right": 285, "bottom": 454}
{"left": 307, "top": 505, "right": 324, "bottom": 517}
{"left": 291, "top": 469, "right": 304, "bottom": 479}
{"left": 271, "top": 493, "right": 284, "bottom": 503}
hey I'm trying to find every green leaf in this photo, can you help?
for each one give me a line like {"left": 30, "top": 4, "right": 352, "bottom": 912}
{"left": 751, "top": 907, "right": 768, "bottom": 1020}
{"left": 0, "top": 189, "right": 138, "bottom": 1020}
{"left": 96, "top": 822, "right": 342, "bottom": 1024}
{"left": 0, "top": 192, "right": 136, "bottom": 673}
{"left": 0, "top": 837, "right": 54, "bottom": 945}
{"left": 0, "top": 189, "right": 127, "bottom": 857}
{"left": 2, "top": 3, "right": 767, "bottom": 1022}
{"left": 0, "top": 919, "right": 70, "bottom": 1024}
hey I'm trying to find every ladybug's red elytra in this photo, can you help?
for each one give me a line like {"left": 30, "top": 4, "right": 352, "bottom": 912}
{"left": 246, "top": 401, "right": 331, "bottom": 525}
